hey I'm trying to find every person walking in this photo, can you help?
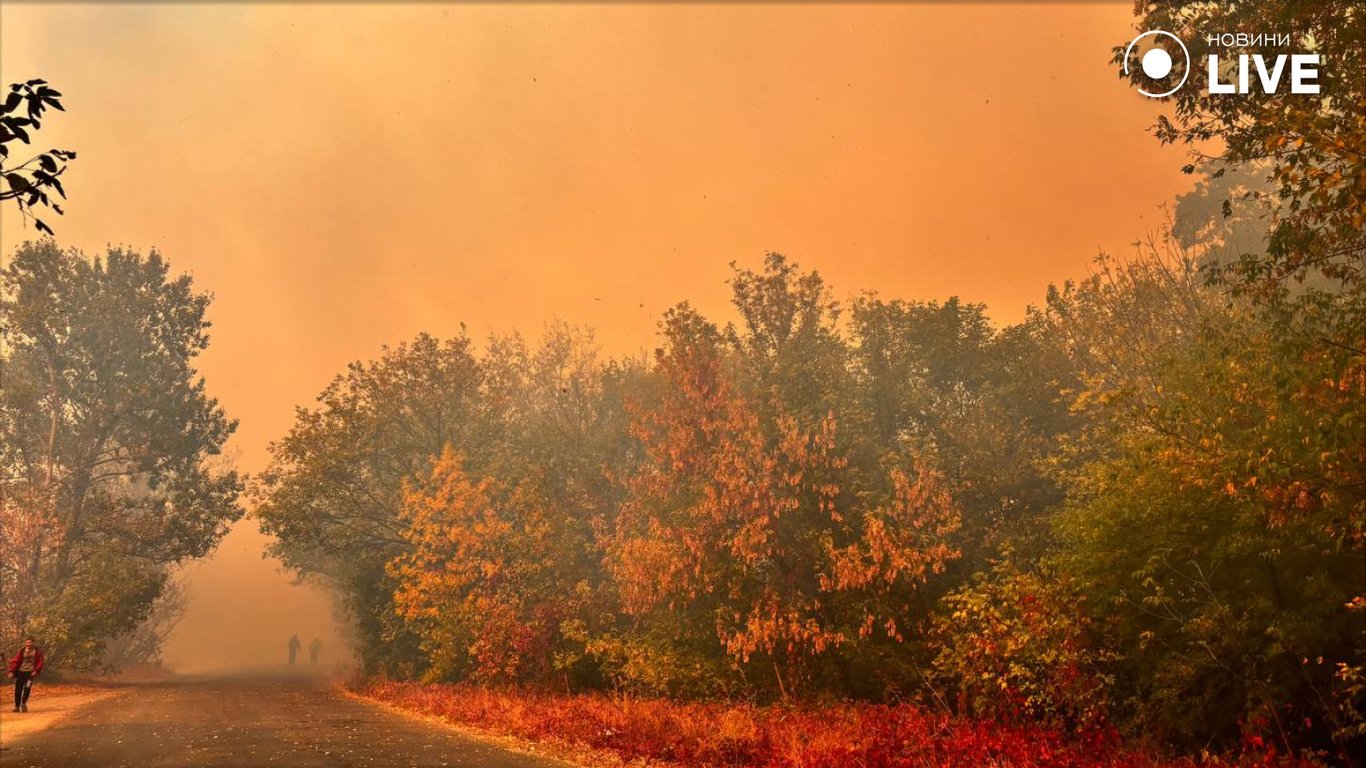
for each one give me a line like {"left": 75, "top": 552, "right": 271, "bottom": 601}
{"left": 7, "top": 637, "right": 45, "bottom": 713}
{"left": 287, "top": 634, "right": 301, "bottom": 666}
{"left": 308, "top": 637, "right": 322, "bottom": 667}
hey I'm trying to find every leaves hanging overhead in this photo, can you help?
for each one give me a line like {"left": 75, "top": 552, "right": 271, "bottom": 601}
{"left": 0, "top": 79, "right": 77, "bottom": 236}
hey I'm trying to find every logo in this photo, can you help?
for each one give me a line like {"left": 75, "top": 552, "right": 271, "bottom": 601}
{"left": 1122, "top": 30, "right": 1191, "bottom": 98}
{"left": 1124, "top": 30, "right": 1321, "bottom": 98}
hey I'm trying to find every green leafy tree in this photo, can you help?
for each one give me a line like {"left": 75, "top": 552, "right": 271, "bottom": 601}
{"left": 1119, "top": 1, "right": 1365, "bottom": 287}
{"left": 0, "top": 241, "right": 242, "bottom": 667}
{"left": 1048, "top": 243, "right": 1365, "bottom": 756}
{"left": 254, "top": 333, "right": 485, "bottom": 675}
{"left": 849, "top": 297, "right": 1078, "bottom": 567}
{"left": 932, "top": 557, "right": 1114, "bottom": 731}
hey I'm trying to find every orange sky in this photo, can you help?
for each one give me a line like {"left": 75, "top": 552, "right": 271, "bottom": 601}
{"left": 0, "top": 2, "right": 1189, "bottom": 671}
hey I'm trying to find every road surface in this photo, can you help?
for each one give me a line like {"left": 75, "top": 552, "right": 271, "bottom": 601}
{"left": 0, "top": 673, "right": 575, "bottom": 768}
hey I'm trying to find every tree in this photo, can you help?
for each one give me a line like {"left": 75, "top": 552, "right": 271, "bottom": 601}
{"left": 1118, "top": 1, "right": 1365, "bottom": 287}
{"left": 389, "top": 325, "right": 636, "bottom": 687}
{"left": 254, "top": 332, "right": 485, "bottom": 676}
{"left": 605, "top": 264, "right": 960, "bottom": 699}
{"left": 100, "top": 577, "right": 188, "bottom": 670}
{"left": 932, "top": 557, "right": 1114, "bottom": 731}
{"left": 0, "top": 80, "right": 76, "bottom": 236}
{"left": 0, "top": 241, "right": 242, "bottom": 667}
{"left": 849, "top": 297, "right": 1078, "bottom": 567}
{"left": 1047, "top": 242, "right": 1365, "bottom": 756}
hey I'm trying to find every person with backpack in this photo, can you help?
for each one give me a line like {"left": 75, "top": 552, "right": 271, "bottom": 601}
{"left": 7, "top": 637, "right": 45, "bottom": 713}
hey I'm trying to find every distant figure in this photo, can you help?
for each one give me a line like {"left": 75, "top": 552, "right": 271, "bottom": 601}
{"left": 287, "top": 634, "right": 301, "bottom": 666}
{"left": 7, "top": 637, "right": 45, "bottom": 713}
{"left": 309, "top": 637, "right": 322, "bottom": 667}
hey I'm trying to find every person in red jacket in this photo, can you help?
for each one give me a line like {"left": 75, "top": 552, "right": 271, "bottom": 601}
{"left": 7, "top": 637, "right": 45, "bottom": 713}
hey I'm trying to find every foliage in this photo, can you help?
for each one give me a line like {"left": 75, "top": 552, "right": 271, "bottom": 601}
{"left": 0, "top": 80, "right": 76, "bottom": 236}
{"left": 259, "top": 324, "right": 636, "bottom": 679}
{"left": 253, "top": 332, "right": 486, "bottom": 675}
{"left": 932, "top": 557, "right": 1115, "bottom": 731}
{"left": 848, "top": 296, "right": 1078, "bottom": 567}
{"left": 0, "top": 241, "right": 242, "bottom": 668}
{"left": 1047, "top": 241, "right": 1365, "bottom": 756}
{"left": 273, "top": 240, "right": 1359, "bottom": 763}
{"left": 353, "top": 679, "right": 1324, "bottom": 768}
{"left": 1118, "top": 1, "right": 1365, "bottom": 287}
{"left": 605, "top": 287, "right": 960, "bottom": 698}
{"left": 100, "top": 577, "right": 187, "bottom": 671}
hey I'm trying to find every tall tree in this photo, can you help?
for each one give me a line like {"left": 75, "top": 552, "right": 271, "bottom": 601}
{"left": 849, "top": 297, "right": 1077, "bottom": 566}
{"left": 605, "top": 263, "right": 960, "bottom": 699}
{"left": 389, "top": 325, "right": 636, "bottom": 687}
{"left": 1047, "top": 244, "right": 1365, "bottom": 755}
{"left": 254, "top": 332, "right": 485, "bottom": 675}
{"left": 0, "top": 241, "right": 241, "bottom": 667}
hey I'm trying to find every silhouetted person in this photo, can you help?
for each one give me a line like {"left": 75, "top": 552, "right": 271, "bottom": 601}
{"left": 7, "top": 637, "right": 45, "bottom": 713}
{"left": 309, "top": 637, "right": 322, "bottom": 666}
{"left": 287, "top": 634, "right": 301, "bottom": 666}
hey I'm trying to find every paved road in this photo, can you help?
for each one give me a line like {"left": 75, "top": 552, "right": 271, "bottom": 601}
{"left": 0, "top": 674, "right": 574, "bottom": 768}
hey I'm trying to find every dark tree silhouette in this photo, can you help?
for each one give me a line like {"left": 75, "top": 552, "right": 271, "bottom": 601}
{"left": 0, "top": 79, "right": 76, "bottom": 236}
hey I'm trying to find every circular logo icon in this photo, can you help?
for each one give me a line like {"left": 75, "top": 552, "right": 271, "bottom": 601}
{"left": 1123, "top": 30, "right": 1190, "bottom": 98}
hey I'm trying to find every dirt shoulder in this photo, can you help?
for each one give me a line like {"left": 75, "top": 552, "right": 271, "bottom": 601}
{"left": 0, "top": 683, "right": 124, "bottom": 747}
{"left": 3, "top": 674, "right": 574, "bottom": 768}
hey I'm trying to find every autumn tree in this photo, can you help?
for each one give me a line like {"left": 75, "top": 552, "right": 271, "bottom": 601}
{"left": 0, "top": 241, "right": 242, "bottom": 667}
{"left": 389, "top": 326, "right": 637, "bottom": 687}
{"left": 1106, "top": 2, "right": 1366, "bottom": 754}
{"left": 604, "top": 260, "right": 960, "bottom": 699}
{"left": 254, "top": 333, "right": 486, "bottom": 675}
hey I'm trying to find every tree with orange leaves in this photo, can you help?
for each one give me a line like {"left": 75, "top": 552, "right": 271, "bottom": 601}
{"left": 604, "top": 261, "right": 960, "bottom": 698}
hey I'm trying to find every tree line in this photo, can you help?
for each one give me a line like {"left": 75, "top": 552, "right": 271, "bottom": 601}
{"left": 255, "top": 2, "right": 1365, "bottom": 758}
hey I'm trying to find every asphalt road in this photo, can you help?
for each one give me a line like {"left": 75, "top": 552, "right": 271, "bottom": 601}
{"left": 0, "top": 673, "right": 574, "bottom": 768}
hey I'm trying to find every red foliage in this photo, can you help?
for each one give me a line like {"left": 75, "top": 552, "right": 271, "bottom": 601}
{"left": 352, "top": 680, "right": 1324, "bottom": 768}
